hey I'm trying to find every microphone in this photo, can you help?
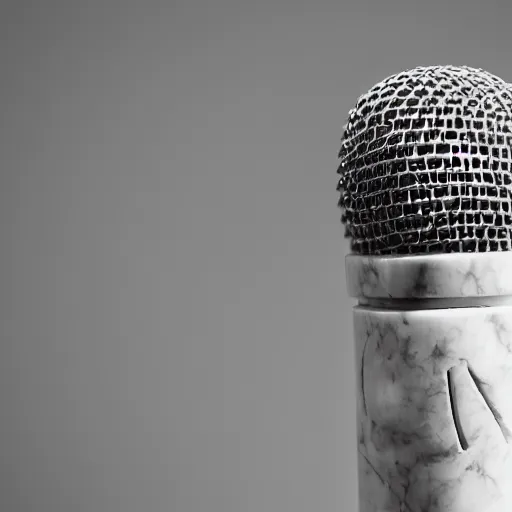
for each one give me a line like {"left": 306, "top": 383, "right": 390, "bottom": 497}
{"left": 337, "top": 66, "right": 512, "bottom": 512}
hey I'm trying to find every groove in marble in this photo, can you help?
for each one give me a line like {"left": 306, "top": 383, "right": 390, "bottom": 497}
{"left": 447, "top": 366, "right": 468, "bottom": 451}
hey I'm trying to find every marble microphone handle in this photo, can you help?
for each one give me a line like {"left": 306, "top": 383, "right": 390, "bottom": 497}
{"left": 346, "top": 253, "right": 512, "bottom": 512}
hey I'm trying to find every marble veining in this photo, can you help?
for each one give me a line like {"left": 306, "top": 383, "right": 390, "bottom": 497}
{"left": 346, "top": 252, "right": 512, "bottom": 300}
{"left": 354, "top": 306, "right": 512, "bottom": 511}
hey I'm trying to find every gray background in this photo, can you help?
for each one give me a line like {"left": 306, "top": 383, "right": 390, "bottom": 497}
{"left": 1, "top": 0, "right": 511, "bottom": 511}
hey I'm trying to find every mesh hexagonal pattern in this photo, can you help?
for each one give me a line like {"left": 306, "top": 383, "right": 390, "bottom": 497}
{"left": 337, "top": 65, "right": 512, "bottom": 254}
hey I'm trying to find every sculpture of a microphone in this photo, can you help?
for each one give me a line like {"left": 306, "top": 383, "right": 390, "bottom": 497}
{"left": 337, "top": 65, "right": 512, "bottom": 512}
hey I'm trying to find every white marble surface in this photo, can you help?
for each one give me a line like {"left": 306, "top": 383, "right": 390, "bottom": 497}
{"left": 346, "top": 252, "right": 512, "bottom": 300}
{"left": 354, "top": 303, "right": 512, "bottom": 511}
{"left": 349, "top": 252, "right": 512, "bottom": 511}
{"left": 354, "top": 306, "right": 512, "bottom": 511}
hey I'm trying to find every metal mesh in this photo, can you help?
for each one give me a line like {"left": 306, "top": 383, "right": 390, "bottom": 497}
{"left": 337, "top": 65, "right": 512, "bottom": 254}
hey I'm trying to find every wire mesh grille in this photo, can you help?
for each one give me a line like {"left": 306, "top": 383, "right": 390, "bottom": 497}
{"left": 337, "top": 65, "right": 512, "bottom": 254}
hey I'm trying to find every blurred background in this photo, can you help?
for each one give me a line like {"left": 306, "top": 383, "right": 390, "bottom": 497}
{"left": 1, "top": 0, "right": 511, "bottom": 510}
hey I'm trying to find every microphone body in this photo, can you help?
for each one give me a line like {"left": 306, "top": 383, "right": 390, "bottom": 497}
{"left": 346, "top": 252, "right": 512, "bottom": 512}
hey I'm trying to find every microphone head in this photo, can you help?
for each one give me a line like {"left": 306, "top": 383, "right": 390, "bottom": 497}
{"left": 337, "top": 65, "right": 512, "bottom": 255}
